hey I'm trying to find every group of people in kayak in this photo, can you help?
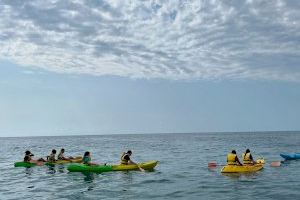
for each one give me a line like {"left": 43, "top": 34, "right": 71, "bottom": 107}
{"left": 23, "top": 149, "right": 142, "bottom": 169}
{"left": 23, "top": 149, "right": 74, "bottom": 165}
{"left": 227, "top": 149, "right": 256, "bottom": 166}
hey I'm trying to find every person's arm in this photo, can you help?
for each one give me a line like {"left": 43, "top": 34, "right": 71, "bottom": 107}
{"left": 128, "top": 160, "right": 137, "bottom": 165}
{"left": 250, "top": 154, "right": 256, "bottom": 164}
{"left": 236, "top": 156, "right": 243, "bottom": 166}
{"left": 63, "top": 155, "right": 71, "bottom": 161}
{"left": 127, "top": 156, "right": 145, "bottom": 172}
{"left": 87, "top": 156, "right": 98, "bottom": 166}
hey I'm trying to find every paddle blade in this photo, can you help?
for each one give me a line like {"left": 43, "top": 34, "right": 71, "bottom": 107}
{"left": 271, "top": 161, "right": 281, "bottom": 167}
{"left": 208, "top": 162, "right": 217, "bottom": 168}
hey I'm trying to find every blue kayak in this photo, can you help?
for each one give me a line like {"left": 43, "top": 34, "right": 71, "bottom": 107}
{"left": 280, "top": 153, "right": 300, "bottom": 160}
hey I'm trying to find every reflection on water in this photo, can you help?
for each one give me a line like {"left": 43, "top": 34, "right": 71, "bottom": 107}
{"left": 121, "top": 171, "right": 133, "bottom": 181}
{"left": 222, "top": 171, "right": 261, "bottom": 180}
{"left": 82, "top": 172, "right": 96, "bottom": 183}
{"left": 24, "top": 167, "right": 33, "bottom": 176}
{"left": 57, "top": 164, "right": 66, "bottom": 173}
{"left": 46, "top": 165, "right": 56, "bottom": 174}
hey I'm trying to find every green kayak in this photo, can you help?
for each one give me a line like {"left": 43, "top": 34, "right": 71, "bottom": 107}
{"left": 67, "top": 164, "right": 113, "bottom": 173}
{"left": 14, "top": 162, "right": 37, "bottom": 167}
{"left": 67, "top": 160, "right": 158, "bottom": 173}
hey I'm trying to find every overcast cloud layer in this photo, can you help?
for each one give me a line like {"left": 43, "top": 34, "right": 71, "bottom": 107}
{"left": 0, "top": 0, "right": 300, "bottom": 81}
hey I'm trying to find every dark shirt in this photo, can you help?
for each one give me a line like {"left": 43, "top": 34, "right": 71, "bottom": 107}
{"left": 24, "top": 155, "right": 31, "bottom": 162}
{"left": 249, "top": 154, "right": 253, "bottom": 160}
{"left": 123, "top": 154, "right": 130, "bottom": 161}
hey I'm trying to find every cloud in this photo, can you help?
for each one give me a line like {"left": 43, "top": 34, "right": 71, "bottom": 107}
{"left": 0, "top": 0, "right": 300, "bottom": 81}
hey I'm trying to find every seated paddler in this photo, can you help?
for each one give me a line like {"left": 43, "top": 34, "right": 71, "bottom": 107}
{"left": 120, "top": 150, "right": 145, "bottom": 172}
{"left": 227, "top": 150, "right": 243, "bottom": 166}
{"left": 242, "top": 149, "right": 256, "bottom": 165}
{"left": 57, "top": 148, "right": 73, "bottom": 161}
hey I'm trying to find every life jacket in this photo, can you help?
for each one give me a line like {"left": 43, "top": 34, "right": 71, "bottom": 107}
{"left": 227, "top": 153, "right": 237, "bottom": 165}
{"left": 120, "top": 153, "right": 129, "bottom": 165}
{"left": 242, "top": 153, "right": 252, "bottom": 164}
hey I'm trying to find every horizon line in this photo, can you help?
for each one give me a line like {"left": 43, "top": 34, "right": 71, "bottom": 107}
{"left": 1, "top": 130, "right": 300, "bottom": 138}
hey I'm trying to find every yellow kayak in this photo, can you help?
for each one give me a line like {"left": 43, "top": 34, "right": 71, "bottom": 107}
{"left": 112, "top": 160, "right": 158, "bottom": 171}
{"left": 221, "top": 159, "right": 265, "bottom": 173}
{"left": 48, "top": 156, "right": 83, "bottom": 164}
{"left": 15, "top": 156, "right": 83, "bottom": 167}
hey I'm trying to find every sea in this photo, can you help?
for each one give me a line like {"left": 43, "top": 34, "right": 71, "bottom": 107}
{"left": 0, "top": 132, "right": 300, "bottom": 200}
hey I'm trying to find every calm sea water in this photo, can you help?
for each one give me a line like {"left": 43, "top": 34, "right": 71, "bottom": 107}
{"left": 0, "top": 132, "right": 300, "bottom": 200}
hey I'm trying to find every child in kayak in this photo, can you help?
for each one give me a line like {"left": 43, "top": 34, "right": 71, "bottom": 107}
{"left": 24, "top": 151, "right": 45, "bottom": 166}
{"left": 24, "top": 150, "right": 46, "bottom": 162}
{"left": 82, "top": 151, "right": 98, "bottom": 166}
{"left": 227, "top": 150, "right": 243, "bottom": 166}
{"left": 47, "top": 149, "right": 57, "bottom": 163}
{"left": 57, "top": 148, "right": 74, "bottom": 161}
{"left": 120, "top": 150, "right": 144, "bottom": 172}
{"left": 242, "top": 149, "right": 256, "bottom": 165}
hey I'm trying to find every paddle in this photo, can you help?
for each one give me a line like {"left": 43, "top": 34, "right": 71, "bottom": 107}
{"left": 208, "top": 162, "right": 217, "bottom": 168}
{"left": 270, "top": 161, "right": 281, "bottom": 167}
{"left": 136, "top": 164, "right": 145, "bottom": 172}
{"left": 208, "top": 162, "right": 226, "bottom": 168}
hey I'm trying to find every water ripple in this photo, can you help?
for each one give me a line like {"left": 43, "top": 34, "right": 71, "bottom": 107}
{"left": 1, "top": 132, "right": 300, "bottom": 199}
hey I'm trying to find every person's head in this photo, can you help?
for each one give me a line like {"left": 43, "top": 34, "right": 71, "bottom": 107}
{"left": 52, "top": 149, "right": 56, "bottom": 154}
{"left": 84, "top": 151, "right": 90, "bottom": 157}
{"left": 246, "top": 149, "right": 250, "bottom": 153}
{"left": 61, "top": 149, "right": 65, "bottom": 153}
{"left": 127, "top": 150, "right": 132, "bottom": 155}
{"left": 25, "top": 150, "right": 34, "bottom": 156}
{"left": 231, "top": 150, "right": 236, "bottom": 154}
{"left": 24, "top": 155, "right": 30, "bottom": 162}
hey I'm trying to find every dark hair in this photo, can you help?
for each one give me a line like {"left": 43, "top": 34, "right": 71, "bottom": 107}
{"left": 246, "top": 149, "right": 250, "bottom": 153}
{"left": 127, "top": 150, "right": 132, "bottom": 154}
{"left": 52, "top": 149, "right": 56, "bottom": 154}
{"left": 84, "top": 151, "right": 90, "bottom": 157}
{"left": 232, "top": 150, "right": 236, "bottom": 154}
{"left": 25, "top": 150, "right": 34, "bottom": 156}
{"left": 24, "top": 155, "right": 30, "bottom": 162}
{"left": 61, "top": 149, "right": 65, "bottom": 152}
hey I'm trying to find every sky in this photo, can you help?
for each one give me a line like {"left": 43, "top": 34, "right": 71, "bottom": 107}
{"left": 0, "top": 0, "right": 300, "bottom": 137}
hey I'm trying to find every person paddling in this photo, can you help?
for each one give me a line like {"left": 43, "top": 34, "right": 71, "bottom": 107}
{"left": 242, "top": 149, "right": 256, "bottom": 165}
{"left": 227, "top": 150, "right": 243, "bottom": 166}
{"left": 82, "top": 151, "right": 99, "bottom": 166}
{"left": 120, "top": 150, "right": 145, "bottom": 172}
{"left": 57, "top": 148, "right": 73, "bottom": 161}
{"left": 24, "top": 151, "right": 45, "bottom": 165}
{"left": 47, "top": 149, "right": 57, "bottom": 163}
{"left": 24, "top": 150, "right": 46, "bottom": 162}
